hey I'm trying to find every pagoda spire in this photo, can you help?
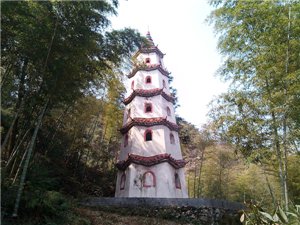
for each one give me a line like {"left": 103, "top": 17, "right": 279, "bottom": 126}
{"left": 146, "top": 31, "right": 155, "bottom": 46}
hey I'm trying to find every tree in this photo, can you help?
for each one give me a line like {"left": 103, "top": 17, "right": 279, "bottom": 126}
{"left": 208, "top": 0, "right": 300, "bottom": 209}
{"left": 1, "top": 0, "right": 144, "bottom": 218}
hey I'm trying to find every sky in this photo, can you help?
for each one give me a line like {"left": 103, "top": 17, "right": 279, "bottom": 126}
{"left": 110, "top": 0, "right": 228, "bottom": 128}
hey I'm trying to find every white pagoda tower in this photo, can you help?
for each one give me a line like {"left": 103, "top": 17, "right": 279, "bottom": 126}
{"left": 115, "top": 32, "right": 188, "bottom": 198}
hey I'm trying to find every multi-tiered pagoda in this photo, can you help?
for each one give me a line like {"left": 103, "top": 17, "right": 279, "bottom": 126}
{"left": 115, "top": 32, "right": 188, "bottom": 198}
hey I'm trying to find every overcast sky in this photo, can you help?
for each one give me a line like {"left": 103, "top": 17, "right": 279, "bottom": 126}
{"left": 110, "top": 0, "right": 228, "bottom": 128}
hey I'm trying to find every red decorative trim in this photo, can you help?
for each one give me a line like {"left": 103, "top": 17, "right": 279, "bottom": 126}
{"left": 145, "top": 76, "right": 152, "bottom": 84}
{"left": 133, "top": 46, "right": 165, "bottom": 58}
{"left": 143, "top": 171, "right": 156, "bottom": 187}
{"left": 120, "top": 117, "right": 179, "bottom": 134}
{"left": 161, "top": 91, "right": 175, "bottom": 103}
{"left": 144, "top": 103, "right": 152, "bottom": 113}
{"left": 131, "top": 80, "right": 134, "bottom": 89}
{"left": 127, "top": 64, "right": 170, "bottom": 78}
{"left": 144, "top": 129, "right": 152, "bottom": 141}
{"left": 123, "top": 88, "right": 175, "bottom": 105}
{"left": 116, "top": 153, "right": 187, "bottom": 170}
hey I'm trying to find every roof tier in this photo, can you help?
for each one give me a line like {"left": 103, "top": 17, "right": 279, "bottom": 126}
{"left": 127, "top": 64, "right": 170, "bottom": 78}
{"left": 134, "top": 46, "right": 165, "bottom": 59}
{"left": 120, "top": 117, "right": 179, "bottom": 134}
{"left": 123, "top": 88, "right": 175, "bottom": 105}
{"left": 116, "top": 153, "right": 187, "bottom": 170}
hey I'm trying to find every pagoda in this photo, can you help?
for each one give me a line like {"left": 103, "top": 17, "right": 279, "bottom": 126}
{"left": 115, "top": 32, "right": 188, "bottom": 198}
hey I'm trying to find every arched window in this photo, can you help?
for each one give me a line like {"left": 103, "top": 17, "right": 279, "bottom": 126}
{"left": 124, "top": 133, "right": 129, "bottom": 147}
{"left": 127, "top": 108, "right": 131, "bottom": 119}
{"left": 144, "top": 103, "right": 152, "bottom": 113}
{"left": 175, "top": 173, "right": 181, "bottom": 189}
{"left": 162, "top": 80, "right": 166, "bottom": 88}
{"left": 145, "top": 57, "right": 151, "bottom": 64}
{"left": 166, "top": 107, "right": 171, "bottom": 116}
{"left": 131, "top": 80, "right": 134, "bottom": 89}
{"left": 145, "top": 76, "right": 152, "bottom": 84}
{"left": 170, "top": 133, "right": 175, "bottom": 144}
{"left": 120, "top": 173, "right": 126, "bottom": 190}
{"left": 143, "top": 171, "right": 156, "bottom": 187}
{"left": 144, "top": 129, "right": 152, "bottom": 141}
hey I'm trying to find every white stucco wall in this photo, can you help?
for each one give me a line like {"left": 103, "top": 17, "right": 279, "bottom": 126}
{"left": 115, "top": 49, "right": 187, "bottom": 198}
{"left": 123, "top": 95, "right": 175, "bottom": 124}
{"left": 136, "top": 52, "right": 164, "bottom": 68}
{"left": 119, "top": 125, "right": 183, "bottom": 161}
{"left": 115, "top": 163, "right": 188, "bottom": 198}
{"left": 130, "top": 70, "right": 170, "bottom": 95}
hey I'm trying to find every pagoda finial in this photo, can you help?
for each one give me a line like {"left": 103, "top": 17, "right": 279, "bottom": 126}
{"left": 146, "top": 31, "right": 154, "bottom": 46}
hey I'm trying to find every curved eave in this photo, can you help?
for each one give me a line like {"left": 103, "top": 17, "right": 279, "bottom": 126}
{"left": 120, "top": 117, "right": 179, "bottom": 134}
{"left": 116, "top": 153, "right": 187, "bottom": 170}
{"left": 127, "top": 64, "right": 170, "bottom": 78}
{"left": 123, "top": 88, "right": 175, "bottom": 105}
{"left": 133, "top": 46, "right": 165, "bottom": 58}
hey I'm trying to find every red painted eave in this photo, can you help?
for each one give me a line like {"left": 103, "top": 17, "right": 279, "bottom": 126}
{"left": 120, "top": 117, "right": 179, "bottom": 134}
{"left": 116, "top": 153, "right": 187, "bottom": 170}
{"left": 123, "top": 88, "right": 175, "bottom": 105}
{"left": 127, "top": 64, "right": 170, "bottom": 78}
{"left": 133, "top": 46, "right": 165, "bottom": 59}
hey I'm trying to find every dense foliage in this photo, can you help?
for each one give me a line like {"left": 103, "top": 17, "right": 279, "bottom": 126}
{"left": 1, "top": 0, "right": 299, "bottom": 224}
{"left": 1, "top": 1, "right": 143, "bottom": 223}
{"left": 206, "top": 0, "right": 300, "bottom": 222}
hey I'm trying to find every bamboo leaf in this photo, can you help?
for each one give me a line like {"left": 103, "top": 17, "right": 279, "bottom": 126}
{"left": 277, "top": 206, "right": 289, "bottom": 223}
{"left": 240, "top": 213, "right": 245, "bottom": 222}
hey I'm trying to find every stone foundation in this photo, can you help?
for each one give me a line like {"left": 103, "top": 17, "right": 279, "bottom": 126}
{"left": 81, "top": 197, "right": 245, "bottom": 225}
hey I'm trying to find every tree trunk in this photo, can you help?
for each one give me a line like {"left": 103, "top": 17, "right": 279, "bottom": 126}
{"left": 7, "top": 59, "right": 29, "bottom": 158}
{"left": 193, "top": 161, "right": 197, "bottom": 198}
{"left": 12, "top": 99, "right": 49, "bottom": 217}
{"left": 262, "top": 164, "right": 276, "bottom": 208}
{"left": 281, "top": 4, "right": 291, "bottom": 211}
{"left": 283, "top": 116, "right": 289, "bottom": 210}
{"left": 197, "top": 146, "right": 206, "bottom": 197}
{"left": 12, "top": 147, "right": 29, "bottom": 185}
{"left": 187, "top": 172, "right": 190, "bottom": 197}
{"left": 271, "top": 111, "right": 286, "bottom": 205}
{"left": 265, "top": 76, "right": 287, "bottom": 207}
{"left": 5, "top": 128, "right": 31, "bottom": 173}
{"left": 1, "top": 111, "right": 20, "bottom": 159}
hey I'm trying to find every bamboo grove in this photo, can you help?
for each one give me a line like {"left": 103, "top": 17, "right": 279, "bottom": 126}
{"left": 1, "top": 0, "right": 300, "bottom": 224}
{"left": 207, "top": 0, "right": 300, "bottom": 210}
{"left": 1, "top": 0, "right": 143, "bottom": 220}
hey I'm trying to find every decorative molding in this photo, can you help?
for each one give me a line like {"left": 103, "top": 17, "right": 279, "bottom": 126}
{"left": 143, "top": 171, "right": 156, "bottom": 187}
{"left": 133, "top": 46, "right": 165, "bottom": 58}
{"left": 116, "top": 153, "right": 187, "bottom": 170}
{"left": 127, "top": 64, "right": 170, "bottom": 78}
{"left": 123, "top": 88, "right": 175, "bottom": 105}
{"left": 120, "top": 117, "right": 179, "bottom": 134}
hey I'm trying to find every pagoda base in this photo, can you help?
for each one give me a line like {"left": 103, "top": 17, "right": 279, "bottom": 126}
{"left": 115, "top": 162, "right": 188, "bottom": 198}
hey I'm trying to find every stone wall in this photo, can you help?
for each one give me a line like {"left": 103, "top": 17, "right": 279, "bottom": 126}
{"left": 81, "top": 197, "right": 245, "bottom": 225}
